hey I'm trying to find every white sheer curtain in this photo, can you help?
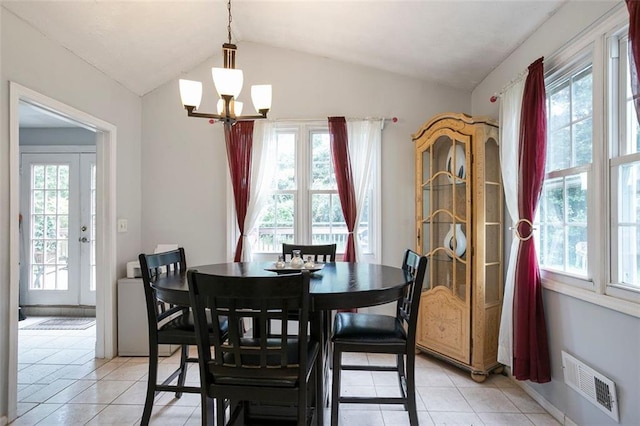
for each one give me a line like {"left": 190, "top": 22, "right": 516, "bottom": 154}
{"left": 241, "top": 121, "right": 277, "bottom": 261}
{"left": 497, "top": 75, "right": 527, "bottom": 368}
{"left": 346, "top": 119, "right": 382, "bottom": 261}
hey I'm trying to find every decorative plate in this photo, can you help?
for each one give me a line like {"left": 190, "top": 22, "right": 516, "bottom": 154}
{"left": 265, "top": 262, "right": 325, "bottom": 274}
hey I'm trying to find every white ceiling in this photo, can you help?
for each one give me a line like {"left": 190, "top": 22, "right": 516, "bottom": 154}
{"left": 2, "top": 0, "right": 571, "bottom": 99}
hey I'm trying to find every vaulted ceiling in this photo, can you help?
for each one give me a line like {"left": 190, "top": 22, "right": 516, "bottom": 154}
{"left": 3, "top": 0, "right": 570, "bottom": 99}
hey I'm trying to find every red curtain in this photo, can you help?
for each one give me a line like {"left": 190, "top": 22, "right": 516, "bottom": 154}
{"left": 627, "top": 0, "right": 640, "bottom": 123}
{"left": 224, "top": 121, "right": 254, "bottom": 262}
{"left": 328, "top": 117, "right": 357, "bottom": 262}
{"left": 513, "top": 57, "right": 551, "bottom": 383}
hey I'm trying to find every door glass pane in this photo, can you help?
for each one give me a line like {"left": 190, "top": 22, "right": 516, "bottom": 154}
{"left": 29, "top": 164, "right": 70, "bottom": 291}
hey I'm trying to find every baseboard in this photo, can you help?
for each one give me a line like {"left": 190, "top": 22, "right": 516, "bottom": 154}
{"left": 21, "top": 305, "right": 96, "bottom": 317}
{"left": 507, "top": 369, "right": 577, "bottom": 426}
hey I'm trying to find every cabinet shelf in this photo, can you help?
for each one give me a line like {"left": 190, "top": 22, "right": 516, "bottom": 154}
{"left": 413, "top": 112, "right": 503, "bottom": 380}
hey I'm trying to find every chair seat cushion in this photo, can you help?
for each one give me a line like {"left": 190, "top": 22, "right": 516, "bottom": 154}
{"left": 158, "top": 310, "right": 228, "bottom": 342}
{"left": 332, "top": 312, "right": 406, "bottom": 344}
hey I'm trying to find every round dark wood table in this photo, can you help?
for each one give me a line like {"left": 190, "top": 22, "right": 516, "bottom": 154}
{"left": 151, "top": 261, "right": 411, "bottom": 425}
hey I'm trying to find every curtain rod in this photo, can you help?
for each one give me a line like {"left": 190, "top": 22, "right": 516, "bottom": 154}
{"left": 489, "top": 2, "right": 625, "bottom": 104}
{"left": 270, "top": 117, "right": 398, "bottom": 123}
{"left": 489, "top": 68, "right": 529, "bottom": 103}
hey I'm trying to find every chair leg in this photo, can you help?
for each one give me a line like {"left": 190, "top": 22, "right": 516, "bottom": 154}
{"left": 396, "top": 353, "right": 406, "bottom": 399}
{"left": 216, "top": 397, "right": 226, "bottom": 426}
{"left": 141, "top": 343, "right": 159, "bottom": 426}
{"left": 406, "top": 352, "right": 418, "bottom": 426}
{"left": 200, "top": 393, "right": 214, "bottom": 426}
{"left": 331, "top": 346, "right": 342, "bottom": 426}
{"left": 175, "top": 344, "right": 189, "bottom": 398}
{"left": 315, "top": 355, "right": 322, "bottom": 424}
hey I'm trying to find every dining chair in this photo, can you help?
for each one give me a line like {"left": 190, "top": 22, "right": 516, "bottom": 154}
{"left": 330, "top": 249, "right": 428, "bottom": 426}
{"left": 187, "top": 269, "right": 320, "bottom": 426}
{"left": 282, "top": 243, "right": 337, "bottom": 263}
{"left": 138, "top": 248, "right": 227, "bottom": 426}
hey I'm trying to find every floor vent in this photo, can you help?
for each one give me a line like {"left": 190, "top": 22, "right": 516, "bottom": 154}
{"left": 562, "top": 351, "right": 619, "bottom": 422}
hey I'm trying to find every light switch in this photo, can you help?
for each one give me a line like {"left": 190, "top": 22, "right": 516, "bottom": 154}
{"left": 117, "top": 219, "right": 128, "bottom": 233}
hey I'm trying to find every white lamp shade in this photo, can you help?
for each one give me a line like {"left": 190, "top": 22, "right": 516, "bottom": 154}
{"left": 211, "top": 67, "right": 243, "bottom": 98}
{"left": 251, "top": 85, "right": 272, "bottom": 112}
{"left": 217, "top": 99, "right": 243, "bottom": 117}
{"left": 179, "top": 79, "right": 202, "bottom": 109}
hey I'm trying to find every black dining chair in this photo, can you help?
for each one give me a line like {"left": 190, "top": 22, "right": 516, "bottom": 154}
{"left": 330, "top": 249, "right": 428, "bottom": 426}
{"left": 187, "top": 269, "right": 320, "bottom": 426}
{"left": 282, "top": 243, "right": 337, "bottom": 262}
{"left": 138, "top": 248, "right": 227, "bottom": 426}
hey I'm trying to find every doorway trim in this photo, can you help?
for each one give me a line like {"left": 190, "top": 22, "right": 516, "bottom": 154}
{"left": 8, "top": 82, "right": 117, "bottom": 421}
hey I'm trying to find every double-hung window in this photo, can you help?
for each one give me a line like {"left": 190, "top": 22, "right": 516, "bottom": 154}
{"left": 537, "top": 7, "right": 640, "bottom": 309}
{"left": 236, "top": 122, "right": 380, "bottom": 262}
{"left": 610, "top": 32, "right": 640, "bottom": 301}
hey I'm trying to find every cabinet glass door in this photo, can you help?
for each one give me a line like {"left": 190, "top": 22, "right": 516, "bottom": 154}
{"left": 419, "top": 133, "right": 471, "bottom": 364}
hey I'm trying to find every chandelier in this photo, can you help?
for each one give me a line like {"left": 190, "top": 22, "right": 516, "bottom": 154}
{"left": 178, "top": 0, "right": 272, "bottom": 126}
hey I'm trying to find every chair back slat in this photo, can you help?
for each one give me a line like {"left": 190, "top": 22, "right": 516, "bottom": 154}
{"left": 188, "top": 270, "right": 311, "bottom": 388}
{"left": 282, "top": 243, "right": 337, "bottom": 262}
{"left": 398, "top": 249, "right": 428, "bottom": 336}
{"left": 139, "top": 248, "right": 188, "bottom": 330}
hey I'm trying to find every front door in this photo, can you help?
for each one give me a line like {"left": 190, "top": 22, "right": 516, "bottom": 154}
{"left": 20, "top": 152, "right": 97, "bottom": 306}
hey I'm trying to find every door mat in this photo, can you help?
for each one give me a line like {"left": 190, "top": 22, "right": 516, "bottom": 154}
{"left": 21, "top": 317, "right": 95, "bottom": 330}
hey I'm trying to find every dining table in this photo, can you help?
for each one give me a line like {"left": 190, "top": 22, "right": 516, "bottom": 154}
{"left": 151, "top": 261, "right": 413, "bottom": 425}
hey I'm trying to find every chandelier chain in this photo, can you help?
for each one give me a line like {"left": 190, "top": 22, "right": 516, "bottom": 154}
{"left": 227, "top": 0, "right": 233, "bottom": 45}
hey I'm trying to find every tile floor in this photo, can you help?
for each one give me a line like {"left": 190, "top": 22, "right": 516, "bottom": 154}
{"left": 15, "top": 316, "right": 561, "bottom": 425}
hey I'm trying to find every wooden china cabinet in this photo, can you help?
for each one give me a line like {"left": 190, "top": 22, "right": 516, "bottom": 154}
{"left": 413, "top": 112, "right": 503, "bottom": 381}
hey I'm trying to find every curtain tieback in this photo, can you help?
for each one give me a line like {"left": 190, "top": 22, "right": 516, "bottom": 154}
{"left": 509, "top": 218, "right": 536, "bottom": 241}
{"left": 347, "top": 231, "right": 354, "bottom": 235}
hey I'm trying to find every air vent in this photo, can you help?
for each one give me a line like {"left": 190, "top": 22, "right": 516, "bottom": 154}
{"left": 562, "top": 351, "right": 619, "bottom": 422}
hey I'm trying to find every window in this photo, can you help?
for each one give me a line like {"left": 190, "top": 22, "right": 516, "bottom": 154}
{"left": 238, "top": 122, "right": 379, "bottom": 260}
{"left": 610, "top": 34, "right": 640, "bottom": 298}
{"left": 539, "top": 62, "right": 592, "bottom": 280}
{"left": 538, "top": 9, "right": 640, "bottom": 307}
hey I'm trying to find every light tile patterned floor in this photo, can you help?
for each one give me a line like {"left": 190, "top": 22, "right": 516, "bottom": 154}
{"left": 14, "top": 316, "right": 561, "bottom": 425}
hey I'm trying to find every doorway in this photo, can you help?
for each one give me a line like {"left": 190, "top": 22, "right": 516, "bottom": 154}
{"left": 20, "top": 151, "right": 97, "bottom": 307}
{"left": 8, "top": 82, "right": 118, "bottom": 422}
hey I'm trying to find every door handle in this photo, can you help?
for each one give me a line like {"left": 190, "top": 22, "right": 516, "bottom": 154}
{"left": 79, "top": 237, "right": 89, "bottom": 243}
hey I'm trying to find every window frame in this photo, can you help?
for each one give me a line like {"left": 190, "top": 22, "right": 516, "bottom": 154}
{"left": 538, "top": 5, "right": 640, "bottom": 316}
{"left": 226, "top": 121, "right": 381, "bottom": 264}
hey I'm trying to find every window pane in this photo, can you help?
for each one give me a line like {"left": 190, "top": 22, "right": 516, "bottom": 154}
{"left": 572, "top": 68, "right": 592, "bottom": 121}
{"left": 538, "top": 173, "right": 588, "bottom": 277}
{"left": 311, "top": 132, "right": 336, "bottom": 190}
{"left": 617, "top": 162, "right": 640, "bottom": 289}
{"left": 547, "top": 128, "right": 571, "bottom": 171}
{"left": 539, "top": 224, "right": 565, "bottom": 270}
{"left": 255, "top": 194, "right": 295, "bottom": 253}
{"left": 624, "top": 40, "right": 640, "bottom": 155}
{"left": 311, "top": 193, "right": 346, "bottom": 250}
{"left": 574, "top": 117, "right": 592, "bottom": 166}
{"left": 549, "top": 82, "right": 570, "bottom": 130}
{"left": 275, "top": 133, "right": 295, "bottom": 190}
{"left": 566, "top": 174, "right": 587, "bottom": 223}
{"left": 541, "top": 178, "right": 564, "bottom": 223}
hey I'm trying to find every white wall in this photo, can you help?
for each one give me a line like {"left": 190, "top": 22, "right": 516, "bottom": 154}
{"left": 472, "top": 1, "right": 640, "bottom": 425}
{"left": 142, "top": 41, "right": 471, "bottom": 268}
{"left": 0, "top": 8, "right": 142, "bottom": 419}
